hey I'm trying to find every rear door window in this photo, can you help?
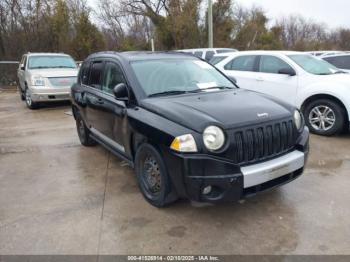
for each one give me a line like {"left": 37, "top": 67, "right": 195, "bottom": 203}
{"left": 88, "top": 61, "right": 103, "bottom": 89}
{"left": 80, "top": 62, "right": 90, "bottom": 85}
{"left": 259, "top": 55, "right": 293, "bottom": 74}
{"left": 224, "top": 55, "right": 257, "bottom": 71}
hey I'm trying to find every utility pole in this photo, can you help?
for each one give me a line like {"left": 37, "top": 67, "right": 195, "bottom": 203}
{"left": 208, "top": 0, "right": 213, "bottom": 48}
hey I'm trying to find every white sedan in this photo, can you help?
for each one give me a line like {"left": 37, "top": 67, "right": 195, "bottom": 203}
{"left": 213, "top": 51, "right": 350, "bottom": 136}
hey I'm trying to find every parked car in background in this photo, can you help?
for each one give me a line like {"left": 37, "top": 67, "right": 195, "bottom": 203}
{"left": 305, "top": 51, "right": 345, "bottom": 57}
{"left": 209, "top": 52, "right": 234, "bottom": 65}
{"left": 214, "top": 51, "right": 350, "bottom": 136}
{"left": 71, "top": 51, "right": 309, "bottom": 207}
{"left": 177, "top": 48, "right": 238, "bottom": 61}
{"left": 322, "top": 54, "right": 350, "bottom": 73}
{"left": 17, "top": 52, "right": 78, "bottom": 109}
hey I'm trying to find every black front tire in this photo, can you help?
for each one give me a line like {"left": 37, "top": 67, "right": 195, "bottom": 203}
{"left": 303, "top": 99, "right": 345, "bottom": 136}
{"left": 76, "top": 112, "right": 97, "bottom": 146}
{"left": 135, "top": 143, "right": 177, "bottom": 207}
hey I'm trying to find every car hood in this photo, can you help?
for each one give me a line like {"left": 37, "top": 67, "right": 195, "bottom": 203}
{"left": 316, "top": 73, "right": 350, "bottom": 84}
{"left": 28, "top": 68, "right": 78, "bottom": 78}
{"left": 141, "top": 89, "right": 294, "bottom": 133}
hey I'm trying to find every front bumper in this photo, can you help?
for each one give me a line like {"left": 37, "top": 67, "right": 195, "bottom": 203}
{"left": 28, "top": 86, "right": 71, "bottom": 102}
{"left": 164, "top": 127, "right": 309, "bottom": 203}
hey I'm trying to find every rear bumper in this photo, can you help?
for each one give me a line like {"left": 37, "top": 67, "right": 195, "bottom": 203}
{"left": 29, "top": 86, "right": 71, "bottom": 102}
{"left": 164, "top": 127, "right": 309, "bottom": 203}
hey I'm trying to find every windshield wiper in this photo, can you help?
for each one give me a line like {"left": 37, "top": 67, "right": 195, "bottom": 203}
{"left": 30, "top": 66, "right": 50, "bottom": 69}
{"left": 188, "top": 86, "right": 234, "bottom": 93}
{"left": 148, "top": 86, "right": 233, "bottom": 97}
{"left": 148, "top": 90, "right": 189, "bottom": 97}
{"left": 334, "top": 70, "right": 347, "bottom": 74}
{"left": 52, "top": 66, "right": 76, "bottom": 68}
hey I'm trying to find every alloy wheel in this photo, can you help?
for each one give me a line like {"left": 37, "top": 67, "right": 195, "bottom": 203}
{"left": 25, "top": 89, "right": 32, "bottom": 106}
{"left": 308, "top": 105, "right": 336, "bottom": 131}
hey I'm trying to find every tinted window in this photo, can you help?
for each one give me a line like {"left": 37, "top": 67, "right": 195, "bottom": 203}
{"left": 205, "top": 51, "right": 215, "bottom": 61}
{"left": 89, "top": 61, "right": 103, "bottom": 88}
{"left": 209, "top": 56, "right": 227, "bottom": 65}
{"left": 225, "top": 56, "right": 256, "bottom": 71}
{"left": 194, "top": 51, "right": 203, "bottom": 58}
{"left": 259, "top": 55, "right": 293, "bottom": 74}
{"left": 217, "top": 49, "right": 237, "bottom": 54}
{"left": 324, "top": 56, "right": 350, "bottom": 70}
{"left": 102, "top": 62, "right": 125, "bottom": 94}
{"left": 80, "top": 62, "right": 90, "bottom": 85}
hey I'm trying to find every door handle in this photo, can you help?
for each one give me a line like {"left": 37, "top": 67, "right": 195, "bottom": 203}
{"left": 97, "top": 98, "right": 104, "bottom": 105}
{"left": 256, "top": 77, "right": 264, "bottom": 81}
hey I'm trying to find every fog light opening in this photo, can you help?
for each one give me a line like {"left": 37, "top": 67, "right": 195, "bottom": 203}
{"left": 202, "top": 185, "right": 212, "bottom": 195}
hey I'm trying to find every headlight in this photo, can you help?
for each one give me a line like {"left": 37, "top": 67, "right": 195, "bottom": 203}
{"left": 31, "top": 76, "right": 45, "bottom": 86}
{"left": 170, "top": 134, "right": 197, "bottom": 153}
{"left": 294, "top": 110, "right": 303, "bottom": 131}
{"left": 203, "top": 126, "right": 225, "bottom": 151}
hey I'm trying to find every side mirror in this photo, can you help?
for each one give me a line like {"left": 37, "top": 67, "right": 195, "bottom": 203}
{"left": 228, "top": 76, "right": 237, "bottom": 84}
{"left": 113, "top": 83, "right": 129, "bottom": 101}
{"left": 20, "top": 64, "right": 25, "bottom": 71}
{"left": 278, "top": 68, "right": 296, "bottom": 76}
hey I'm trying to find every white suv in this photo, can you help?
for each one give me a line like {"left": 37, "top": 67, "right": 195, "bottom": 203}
{"left": 17, "top": 53, "right": 78, "bottom": 109}
{"left": 177, "top": 48, "right": 237, "bottom": 61}
{"left": 214, "top": 51, "right": 350, "bottom": 136}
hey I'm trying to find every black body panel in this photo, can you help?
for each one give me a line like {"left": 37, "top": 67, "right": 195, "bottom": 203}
{"left": 71, "top": 51, "right": 309, "bottom": 203}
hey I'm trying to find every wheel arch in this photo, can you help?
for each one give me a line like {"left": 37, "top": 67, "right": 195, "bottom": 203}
{"left": 301, "top": 94, "right": 349, "bottom": 124}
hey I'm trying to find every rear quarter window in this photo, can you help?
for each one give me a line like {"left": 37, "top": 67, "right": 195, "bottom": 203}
{"left": 224, "top": 55, "right": 256, "bottom": 71}
{"left": 88, "top": 61, "right": 103, "bottom": 89}
{"left": 80, "top": 62, "right": 90, "bottom": 85}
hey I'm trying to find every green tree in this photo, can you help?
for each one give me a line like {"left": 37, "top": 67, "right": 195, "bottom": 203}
{"left": 50, "top": 0, "right": 70, "bottom": 53}
{"left": 71, "top": 12, "right": 105, "bottom": 59}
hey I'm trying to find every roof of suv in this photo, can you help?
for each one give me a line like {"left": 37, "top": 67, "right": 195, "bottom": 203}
{"left": 26, "top": 52, "right": 71, "bottom": 57}
{"left": 87, "top": 51, "right": 197, "bottom": 62}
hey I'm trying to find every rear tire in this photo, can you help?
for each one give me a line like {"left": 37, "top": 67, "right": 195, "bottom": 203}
{"left": 19, "top": 86, "right": 25, "bottom": 101}
{"left": 303, "top": 99, "right": 345, "bottom": 136}
{"left": 135, "top": 143, "right": 177, "bottom": 207}
{"left": 76, "top": 112, "right": 97, "bottom": 146}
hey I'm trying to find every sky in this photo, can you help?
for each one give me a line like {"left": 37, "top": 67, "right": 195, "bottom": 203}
{"left": 88, "top": 0, "right": 350, "bottom": 29}
{"left": 236, "top": 0, "right": 350, "bottom": 29}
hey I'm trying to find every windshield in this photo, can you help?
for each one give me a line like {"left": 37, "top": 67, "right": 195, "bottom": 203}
{"left": 28, "top": 56, "right": 77, "bottom": 69}
{"left": 288, "top": 55, "right": 338, "bottom": 75}
{"left": 209, "top": 56, "right": 227, "bottom": 65}
{"left": 131, "top": 59, "right": 235, "bottom": 96}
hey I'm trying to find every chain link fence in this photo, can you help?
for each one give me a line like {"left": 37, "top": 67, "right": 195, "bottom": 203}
{"left": 0, "top": 61, "right": 19, "bottom": 90}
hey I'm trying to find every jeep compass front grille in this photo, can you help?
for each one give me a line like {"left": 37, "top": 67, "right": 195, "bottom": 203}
{"left": 231, "top": 119, "right": 296, "bottom": 165}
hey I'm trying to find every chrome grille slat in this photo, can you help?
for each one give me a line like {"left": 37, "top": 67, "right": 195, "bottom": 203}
{"left": 48, "top": 77, "right": 76, "bottom": 87}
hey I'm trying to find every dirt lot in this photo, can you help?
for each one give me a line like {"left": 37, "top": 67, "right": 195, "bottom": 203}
{"left": 1, "top": 89, "right": 350, "bottom": 255}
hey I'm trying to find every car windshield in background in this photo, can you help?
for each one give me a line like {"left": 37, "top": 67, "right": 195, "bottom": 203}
{"left": 28, "top": 56, "right": 77, "bottom": 69}
{"left": 288, "top": 55, "right": 338, "bottom": 75}
{"left": 131, "top": 59, "right": 235, "bottom": 97}
{"left": 209, "top": 56, "right": 227, "bottom": 65}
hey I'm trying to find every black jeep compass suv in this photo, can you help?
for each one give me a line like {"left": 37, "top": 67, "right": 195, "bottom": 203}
{"left": 71, "top": 51, "right": 309, "bottom": 207}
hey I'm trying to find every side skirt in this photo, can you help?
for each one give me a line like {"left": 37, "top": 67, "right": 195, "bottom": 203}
{"left": 90, "top": 130, "right": 134, "bottom": 168}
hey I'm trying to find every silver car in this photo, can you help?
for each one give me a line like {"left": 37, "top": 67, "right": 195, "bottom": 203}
{"left": 17, "top": 53, "right": 78, "bottom": 109}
